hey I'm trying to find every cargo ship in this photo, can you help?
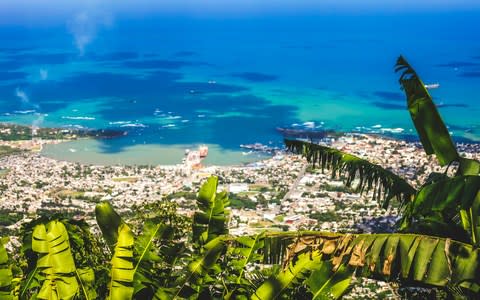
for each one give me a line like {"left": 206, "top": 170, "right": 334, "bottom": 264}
{"left": 183, "top": 145, "right": 208, "bottom": 167}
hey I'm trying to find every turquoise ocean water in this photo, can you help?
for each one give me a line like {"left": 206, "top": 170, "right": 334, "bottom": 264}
{"left": 0, "top": 13, "right": 479, "bottom": 165}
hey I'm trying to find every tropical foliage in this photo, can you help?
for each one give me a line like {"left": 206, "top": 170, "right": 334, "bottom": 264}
{"left": 282, "top": 56, "right": 480, "bottom": 298}
{"left": 0, "top": 56, "right": 478, "bottom": 299}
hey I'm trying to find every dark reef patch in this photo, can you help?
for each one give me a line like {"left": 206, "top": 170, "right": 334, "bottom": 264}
{"left": 0, "top": 52, "right": 72, "bottom": 70}
{"left": 173, "top": 51, "right": 196, "bottom": 57}
{"left": 0, "top": 71, "right": 27, "bottom": 81}
{"left": 122, "top": 59, "right": 209, "bottom": 70}
{"left": 7, "top": 52, "right": 72, "bottom": 65}
{"left": 435, "top": 61, "right": 480, "bottom": 68}
{"left": 459, "top": 71, "right": 480, "bottom": 78}
{"left": 371, "top": 102, "right": 404, "bottom": 110}
{"left": 89, "top": 51, "right": 139, "bottom": 61}
{"left": 0, "top": 59, "right": 28, "bottom": 70}
{"left": 31, "top": 70, "right": 246, "bottom": 106}
{"left": 123, "top": 59, "right": 190, "bottom": 69}
{"left": 0, "top": 47, "right": 34, "bottom": 53}
{"left": 372, "top": 91, "right": 404, "bottom": 102}
{"left": 0, "top": 65, "right": 297, "bottom": 153}
{"left": 96, "top": 94, "right": 297, "bottom": 153}
{"left": 230, "top": 72, "right": 278, "bottom": 82}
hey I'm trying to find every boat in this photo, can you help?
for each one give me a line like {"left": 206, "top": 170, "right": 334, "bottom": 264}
{"left": 424, "top": 83, "right": 440, "bottom": 89}
{"left": 199, "top": 145, "right": 208, "bottom": 158}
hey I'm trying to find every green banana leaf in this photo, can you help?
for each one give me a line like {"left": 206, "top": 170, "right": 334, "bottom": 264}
{"left": 0, "top": 238, "right": 13, "bottom": 300}
{"left": 395, "top": 55, "right": 459, "bottom": 166}
{"left": 458, "top": 157, "right": 480, "bottom": 176}
{"left": 174, "top": 237, "right": 228, "bottom": 299}
{"left": 285, "top": 139, "right": 416, "bottom": 208}
{"left": 193, "top": 176, "right": 230, "bottom": 245}
{"left": 232, "top": 232, "right": 265, "bottom": 284}
{"left": 306, "top": 262, "right": 352, "bottom": 300}
{"left": 400, "top": 175, "right": 480, "bottom": 245}
{"left": 225, "top": 232, "right": 266, "bottom": 299}
{"left": 133, "top": 221, "right": 173, "bottom": 295}
{"left": 109, "top": 223, "right": 135, "bottom": 300}
{"left": 32, "top": 221, "right": 79, "bottom": 300}
{"left": 77, "top": 268, "right": 97, "bottom": 300}
{"left": 95, "top": 201, "right": 125, "bottom": 250}
{"left": 252, "top": 251, "right": 326, "bottom": 300}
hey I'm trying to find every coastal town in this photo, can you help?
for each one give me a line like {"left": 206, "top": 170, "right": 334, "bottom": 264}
{"left": 1, "top": 124, "right": 479, "bottom": 298}
{"left": 1, "top": 127, "right": 479, "bottom": 236}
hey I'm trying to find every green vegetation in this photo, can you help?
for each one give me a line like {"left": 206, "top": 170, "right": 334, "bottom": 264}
{"left": 0, "top": 123, "right": 124, "bottom": 141}
{"left": 0, "top": 123, "right": 66, "bottom": 140}
{"left": 309, "top": 211, "right": 339, "bottom": 223}
{"left": 0, "top": 146, "right": 21, "bottom": 158}
{"left": 165, "top": 191, "right": 197, "bottom": 200}
{"left": 0, "top": 57, "right": 478, "bottom": 299}
{"left": 229, "top": 193, "right": 257, "bottom": 209}
{"left": 111, "top": 177, "right": 139, "bottom": 183}
{"left": 0, "top": 211, "right": 22, "bottom": 227}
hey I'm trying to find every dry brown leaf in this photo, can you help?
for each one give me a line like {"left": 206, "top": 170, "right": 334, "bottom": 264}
{"left": 322, "top": 240, "right": 337, "bottom": 254}
{"left": 383, "top": 253, "right": 395, "bottom": 276}
{"left": 349, "top": 240, "right": 365, "bottom": 267}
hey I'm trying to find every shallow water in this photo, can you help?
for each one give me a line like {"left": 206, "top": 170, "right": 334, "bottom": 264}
{"left": 1, "top": 13, "right": 479, "bottom": 165}
{"left": 41, "top": 139, "right": 270, "bottom": 166}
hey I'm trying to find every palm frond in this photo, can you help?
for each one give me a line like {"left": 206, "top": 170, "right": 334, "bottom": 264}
{"left": 395, "top": 55, "right": 458, "bottom": 166}
{"left": 285, "top": 139, "right": 416, "bottom": 208}
{"left": 257, "top": 231, "right": 480, "bottom": 297}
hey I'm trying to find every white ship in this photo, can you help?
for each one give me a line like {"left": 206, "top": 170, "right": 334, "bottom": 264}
{"left": 199, "top": 145, "right": 208, "bottom": 158}
{"left": 183, "top": 145, "right": 208, "bottom": 167}
{"left": 424, "top": 83, "right": 440, "bottom": 89}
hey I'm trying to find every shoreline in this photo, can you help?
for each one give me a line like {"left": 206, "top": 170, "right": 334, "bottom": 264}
{"left": 2, "top": 132, "right": 479, "bottom": 169}
{"left": 1, "top": 120, "right": 479, "bottom": 168}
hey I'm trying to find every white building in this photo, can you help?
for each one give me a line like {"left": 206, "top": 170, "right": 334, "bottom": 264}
{"left": 229, "top": 183, "right": 249, "bottom": 193}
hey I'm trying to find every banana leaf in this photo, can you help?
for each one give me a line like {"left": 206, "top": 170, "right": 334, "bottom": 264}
{"left": 133, "top": 221, "right": 173, "bottom": 295}
{"left": 285, "top": 139, "right": 416, "bottom": 208}
{"left": 193, "top": 176, "right": 230, "bottom": 245}
{"left": 256, "top": 231, "right": 480, "bottom": 298}
{"left": 400, "top": 175, "right": 480, "bottom": 245}
{"left": 109, "top": 223, "right": 135, "bottom": 300}
{"left": 225, "top": 232, "right": 266, "bottom": 299}
{"left": 0, "top": 238, "right": 12, "bottom": 300}
{"left": 252, "top": 251, "right": 326, "bottom": 300}
{"left": 174, "top": 237, "right": 228, "bottom": 299}
{"left": 95, "top": 201, "right": 125, "bottom": 250}
{"left": 457, "top": 157, "right": 480, "bottom": 176}
{"left": 395, "top": 55, "right": 458, "bottom": 166}
{"left": 306, "top": 262, "right": 352, "bottom": 300}
{"left": 32, "top": 221, "right": 79, "bottom": 300}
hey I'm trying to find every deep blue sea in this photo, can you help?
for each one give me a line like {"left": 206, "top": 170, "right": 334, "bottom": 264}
{"left": 0, "top": 12, "right": 479, "bottom": 165}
